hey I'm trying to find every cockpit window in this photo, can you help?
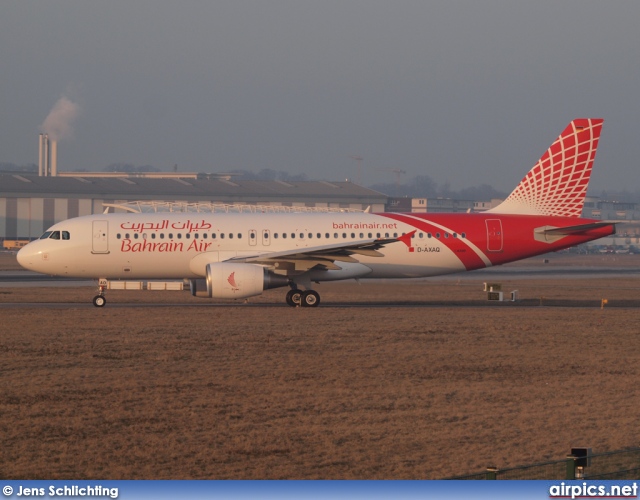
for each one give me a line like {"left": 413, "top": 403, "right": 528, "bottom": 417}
{"left": 39, "top": 230, "right": 70, "bottom": 240}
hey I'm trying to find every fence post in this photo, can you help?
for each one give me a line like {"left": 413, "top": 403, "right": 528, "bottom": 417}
{"left": 486, "top": 467, "right": 498, "bottom": 480}
{"left": 566, "top": 454, "right": 576, "bottom": 479}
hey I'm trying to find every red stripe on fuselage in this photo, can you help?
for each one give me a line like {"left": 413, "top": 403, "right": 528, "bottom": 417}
{"left": 379, "top": 212, "right": 615, "bottom": 269}
{"left": 380, "top": 213, "right": 488, "bottom": 271}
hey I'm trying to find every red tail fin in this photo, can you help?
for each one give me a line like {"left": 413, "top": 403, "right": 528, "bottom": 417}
{"left": 489, "top": 118, "right": 603, "bottom": 217}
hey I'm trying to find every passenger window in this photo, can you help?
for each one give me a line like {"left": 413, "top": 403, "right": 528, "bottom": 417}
{"left": 125, "top": 233, "right": 130, "bottom": 239}
{"left": 325, "top": 233, "right": 330, "bottom": 238}
{"left": 300, "top": 233, "right": 304, "bottom": 239}
{"left": 461, "top": 232, "right": 466, "bottom": 238}
{"left": 169, "top": 233, "right": 174, "bottom": 239}
{"left": 274, "top": 233, "right": 278, "bottom": 239}
{"left": 436, "top": 233, "right": 441, "bottom": 239}
{"left": 229, "top": 233, "right": 233, "bottom": 239}
{"left": 151, "top": 233, "right": 156, "bottom": 239}
{"left": 203, "top": 233, "right": 208, "bottom": 239}
{"left": 282, "top": 233, "right": 287, "bottom": 239}
{"left": 419, "top": 233, "right": 423, "bottom": 238}
{"left": 177, "top": 233, "right": 182, "bottom": 239}
{"left": 194, "top": 233, "right": 199, "bottom": 239}
{"left": 427, "top": 233, "right": 432, "bottom": 238}
{"left": 133, "top": 233, "right": 138, "bottom": 239}
{"left": 212, "top": 233, "right": 216, "bottom": 239}
{"left": 445, "top": 233, "right": 449, "bottom": 238}
{"left": 350, "top": 233, "right": 355, "bottom": 238}
{"left": 368, "top": 233, "right": 372, "bottom": 238}
{"left": 453, "top": 233, "right": 457, "bottom": 238}
{"left": 160, "top": 233, "right": 165, "bottom": 239}
{"left": 334, "top": 233, "right": 338, "bottom": 238}
{"left": 342, "top": 233, "right": 347, "bottom": 238}
{"left": 186, "top": 233, "right": 191, "bottom": 239}
{"left": 250, "top": 233, "right": 256, "bottom": 239}
{"left": 220, "top": 233, "right": 225, "bottom": 239}
{"left": 291, "top": 233, "right": 295, "bottom": 239}
{"left": 237, "top": 233, "right": 242, "bottom": 239}
{"left": 309, "top": 233, "right": 313, "bottom": 239}
{"left": 359, "top": 233, "right": 364, "bottom": 238}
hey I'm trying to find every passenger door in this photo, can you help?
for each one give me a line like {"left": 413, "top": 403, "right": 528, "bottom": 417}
{"left": 485, "top": 219, "right": 503, "bottom": 252}
{"left": 92, "top": 220, "right": 109, "bottom": 254}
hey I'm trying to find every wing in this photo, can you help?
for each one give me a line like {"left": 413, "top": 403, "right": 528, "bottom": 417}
{"left": 227, "top": 231, "right": 415, "bottom": 273}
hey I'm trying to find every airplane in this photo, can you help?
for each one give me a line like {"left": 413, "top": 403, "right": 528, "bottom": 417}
{"left": 17, "top": 118, "right": 616, "bottom": 308}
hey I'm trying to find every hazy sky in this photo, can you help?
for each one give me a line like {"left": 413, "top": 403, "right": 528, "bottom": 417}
{"left": 2, "top": 1, "right": 640, "bottom": 192}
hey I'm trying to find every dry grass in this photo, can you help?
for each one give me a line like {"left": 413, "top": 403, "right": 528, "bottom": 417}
{"left": 1, "top": 252, "right": 640, "bottom": 479}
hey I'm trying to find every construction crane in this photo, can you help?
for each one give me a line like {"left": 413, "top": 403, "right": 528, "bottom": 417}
{"left": 375, "top": 168, "right": 407, "bottom": 189}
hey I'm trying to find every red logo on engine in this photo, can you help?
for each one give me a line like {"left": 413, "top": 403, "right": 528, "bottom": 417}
{"left": 227, "top": 272, "right": 239, "bottom": 289}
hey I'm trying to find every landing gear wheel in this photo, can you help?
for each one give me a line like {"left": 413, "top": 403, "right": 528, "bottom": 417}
{"left": 301, "top": 290, "right": 320, "bottom": 308}
{"left": 286, "top": 289, "right": 302, "bottom": 307}
{"left": 93, "top": 295, "right": 106, "bottom": 307}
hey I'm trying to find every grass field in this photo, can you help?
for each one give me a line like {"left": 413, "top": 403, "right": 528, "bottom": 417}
{"left": 1, "top": 252, "right": 639, "bottom": 479}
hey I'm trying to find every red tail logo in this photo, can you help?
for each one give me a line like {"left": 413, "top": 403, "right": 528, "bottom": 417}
{"left": 489, "top": 118, "right": 603, "bottom": 218}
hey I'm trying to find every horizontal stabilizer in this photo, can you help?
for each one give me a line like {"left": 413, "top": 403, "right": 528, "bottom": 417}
{"left": 542, "top": 222, "right": 616, "bottom": 236}
{"left": 534, "top": 221, "right": 616, "bottom": 243}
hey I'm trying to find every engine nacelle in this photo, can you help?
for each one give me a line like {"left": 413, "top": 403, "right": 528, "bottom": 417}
{"left": 189, "top": 278, "right": 209, "bottom": 298}
{"left": 190, "top": 263, "right": 289, "bottom": 299}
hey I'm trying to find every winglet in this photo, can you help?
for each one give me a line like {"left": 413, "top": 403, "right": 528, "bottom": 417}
{"left": 488, "top": 119, "right": 604, "bottom": 218}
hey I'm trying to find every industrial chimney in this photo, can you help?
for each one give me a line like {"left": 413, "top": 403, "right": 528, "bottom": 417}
{"left": 38, "top": 134, "right": 48, "bottom": 176}
{"left": 37, "top": 134, "right": 58, "bottom": 177}
{"left": 50, "top": 140, "right": 57, "bottom": 176}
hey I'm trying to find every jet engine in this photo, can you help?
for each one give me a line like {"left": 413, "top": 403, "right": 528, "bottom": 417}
{"left": 189, "top": 263, "right": 289, "bottom": 299}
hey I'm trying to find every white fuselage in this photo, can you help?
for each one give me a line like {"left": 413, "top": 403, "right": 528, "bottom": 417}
{"left": 17, "top": 212, "right": 473, "bottom": 281}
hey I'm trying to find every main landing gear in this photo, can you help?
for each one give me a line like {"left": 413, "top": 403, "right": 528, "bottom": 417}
{"left": 285, "top": 288, "right": 320, "bottom": 308}
{"left": 92, "top": 279, "right": 107, "bottom": 307}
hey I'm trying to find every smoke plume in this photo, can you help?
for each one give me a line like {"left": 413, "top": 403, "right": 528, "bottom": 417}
{"left": 40, "top": 96, "right": 81, "bottom": 141}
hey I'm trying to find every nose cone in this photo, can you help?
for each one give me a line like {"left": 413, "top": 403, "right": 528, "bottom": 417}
{"left": 16, "top": 243, "right": 37, "bottom": 271}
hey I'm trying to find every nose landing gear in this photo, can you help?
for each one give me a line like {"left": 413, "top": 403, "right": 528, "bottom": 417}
{"left": 93, "top": 279, "right": 107, "bottom": 307}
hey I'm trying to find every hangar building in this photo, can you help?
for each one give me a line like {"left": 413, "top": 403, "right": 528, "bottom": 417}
{"left": 0, "top": 172, "right": 388, "bottom": 240}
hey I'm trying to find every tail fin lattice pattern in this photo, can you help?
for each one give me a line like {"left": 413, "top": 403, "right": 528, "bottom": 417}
{"left": 493, "top": 118, "right": 603, "bottom": 218}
